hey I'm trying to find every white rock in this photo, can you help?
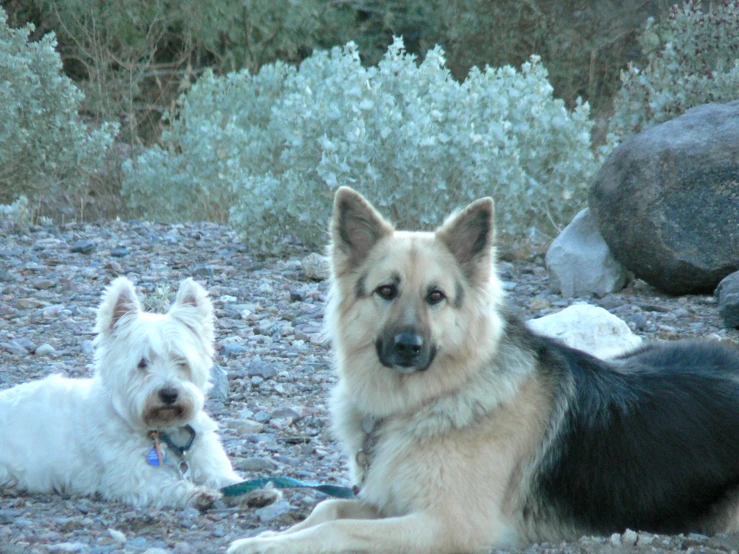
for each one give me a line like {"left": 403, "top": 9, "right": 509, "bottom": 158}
{"left": 108, "top": 528, "right": 127, "bottom": 543}
{"left": 546, "top": 208, "right": 628, "bottom": 298}
{"left": 302, "top": 253, "right": 331, "bottom": 281}
{"left": 34, "top": 343, "right": 56, "bottom": 357}
{"left": 621, "top": 528, "right": 638, "bottom": 546}
{"left": 527, "top": 303, "right": 642, "bottom": 359}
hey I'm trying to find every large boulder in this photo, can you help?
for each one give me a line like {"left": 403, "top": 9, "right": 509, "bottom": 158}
{"left": 716, "top": 271, "right": 739, "bottom": 329}
{"left": 546, "top": 208, "right": 628, "bottom": 298}
{"left": 590, "top": 101, "right": 739, "bottom": 295}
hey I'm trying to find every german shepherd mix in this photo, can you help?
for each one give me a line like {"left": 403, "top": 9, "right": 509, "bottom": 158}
{"left": 229, "top": 187, "right": 739, "bottom": 554}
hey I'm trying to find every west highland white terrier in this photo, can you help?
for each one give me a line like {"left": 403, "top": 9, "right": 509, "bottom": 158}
{"left": 0, "top": 277, "right": 245, "bottom": 509}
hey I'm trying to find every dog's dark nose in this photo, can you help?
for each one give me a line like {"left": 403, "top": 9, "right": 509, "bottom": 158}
{"left": 159, "top": 388, "right": 179, "bottom": 405}
{"left": 394, "top": 331, "right": 423, "bottom": 360}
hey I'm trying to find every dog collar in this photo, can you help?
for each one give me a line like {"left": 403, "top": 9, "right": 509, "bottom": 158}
{"left": 147, "top": 424, "right": 196, "bottom": 481}
{"left": 354, "top": 415, "right": 382, "bottom": 494}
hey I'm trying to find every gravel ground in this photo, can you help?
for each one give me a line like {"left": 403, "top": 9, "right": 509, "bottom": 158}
{"left": 0, "top": 218, "right": 738, "bottom": 554}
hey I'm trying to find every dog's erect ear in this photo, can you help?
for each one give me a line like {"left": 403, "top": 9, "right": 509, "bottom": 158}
{"left": 170, "top": 278, "right": 215, "bottom": 341}
{"left": 331, "top": 187, "right": 393, "bottom": 273}
{"left": 95, "top": 277, "right": 141, "bottom": 335}
{"left": 436, "top": 197, "right": 495, "bottom": 281}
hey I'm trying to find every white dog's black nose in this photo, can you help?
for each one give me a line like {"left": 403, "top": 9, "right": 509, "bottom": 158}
{"left": 159, "top": 388, "right": 179, "bottom": 405}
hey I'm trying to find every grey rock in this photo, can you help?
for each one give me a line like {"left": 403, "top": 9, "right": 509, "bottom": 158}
{"left": 173, "top": 543, "right": 197, "bottom": 554}
{"left": 237, "top": 457, "right": 278, "bottom": 472}
{"left": 193, "top": 265, "right": 215, "bottom": 277}
{"left": 546, "top": 208, "right": 628, "bottom": 298}
{"left": 10, "top": 337, "right": 36, "bottom": 353}
{"left": 270, "top": 407, "right": 301, "bottom": 420}
{"left": 247, "top": 359, "right": 279, "bottom": 379}
{"left": 628, "top": 312, "right": 648, "bottom": 331}
{"left": 222, "top": 303, "right": 256, "bottom": 318}
{"left": 209, "top": 364, "right": 230, "bottom": 400}
{"left": 255, "top": 500, "right": 291, "bottom": 523}
{"left": 716, "top": 271, "right": 739, "bottom": 328}
{"left": 2, "top": 341, "right": 29, "bottom": 356}
{"left": 33, "top": 278, "right": 56, "bottom": 290}
{"left": 0, "top": 269, "right": 17, "bottom": 282}
{"left": 591, "top": 100, "right": 739, "bottom": 294}
{"left": 69, "top": 240, "right": 95, "bottom": 254}
{"left": 222, "top": 343, "right": 247, "bottom": 357}
{"left": 80, "top": 340, "right": 95, "bottom": 356}
{"left": 0, "top": 509, "right": 21, "bottom": 524}
{"left": 237, "top": 419, "right": 265, "bottom": 434}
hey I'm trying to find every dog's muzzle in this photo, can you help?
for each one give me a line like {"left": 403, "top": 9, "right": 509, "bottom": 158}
{"left": 143, "top": 387, "right": 192, "bottom": 427}
{"left": 376, "top": 327, "right": 435, "bottom": 372}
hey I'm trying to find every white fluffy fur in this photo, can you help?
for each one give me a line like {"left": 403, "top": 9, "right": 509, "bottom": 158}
{"left": 0, "top": 277, "right": 243, "bottom": 509}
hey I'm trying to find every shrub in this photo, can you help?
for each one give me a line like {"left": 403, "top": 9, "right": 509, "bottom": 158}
{"left": 609, "top": 0, "right": 739, "bottom": 143}
{"left": 123, "top": 38, "right": 598, "bottom": 252}
{"left": 8, "top": 0, "right": 358, "bottom": 143}
{"left": 0, "top": 8, "right": 116, "bottom": 208}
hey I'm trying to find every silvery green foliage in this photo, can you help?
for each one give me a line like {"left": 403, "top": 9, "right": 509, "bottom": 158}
{"left": 0, "top": 8, "right": 117, "bottom": 204}
{"left": 0, "top": 196, "right": 30, "bottom": 223}
{"left": 123, "top": 38, "right": 597, "bottom": 252}
{"left": 609, "top": 0, "right": 739, "bottom": 144}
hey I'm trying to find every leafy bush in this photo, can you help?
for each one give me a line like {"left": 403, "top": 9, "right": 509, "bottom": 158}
{"left": 609, "top": 0, "right": 739, "bottom": 143}
{"left": 123, "top": 38, "right": 598, "bottom": 252}
{"left": 0, "top": 8, "right": 116, "bottom": 207}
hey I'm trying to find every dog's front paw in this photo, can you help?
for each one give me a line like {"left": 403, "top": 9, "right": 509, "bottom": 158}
{"left": 188, "top": 486, "right": 222, "bottom": 511}
{"left": 222, "top": 483, "right": 283, "bottom": 509}
{"left": 227, "top": 537, "right": 282, "bottom": 554}
{"left": 241, "top": 485, "right": 283, "bottom": 508}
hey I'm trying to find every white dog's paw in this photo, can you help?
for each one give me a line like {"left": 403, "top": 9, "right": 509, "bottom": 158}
{"left": 227, "top": 537, "right": 282, "bottom": 554}
{"left": 188, "top": 486, "right": 222, "bottom": 511}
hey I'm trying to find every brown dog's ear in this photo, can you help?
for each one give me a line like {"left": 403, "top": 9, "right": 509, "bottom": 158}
{"left": 330, "top": 187, "right": 393, "bottom": 274}
{"left": 436, "top": 197, "right": 495, "bottom": 281}
{"left": 95, "top": 277, "right": 141, "bottom": 336}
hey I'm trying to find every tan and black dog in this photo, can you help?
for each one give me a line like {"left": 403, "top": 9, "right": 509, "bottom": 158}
{"left": 230, "top": 186, "right": 739, "bottom": 554}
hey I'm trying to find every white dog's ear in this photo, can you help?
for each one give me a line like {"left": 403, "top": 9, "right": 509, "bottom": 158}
{"left": 170, "top": 278, "right": 215, "bottom": 341}
{"left": 331, "top": 187, "right": 393, "bottom": 274}
{"left": 436, "top": 197, "right": 495, "bottom": 281}
{"left": 96, "top": 277, "right": 141, "bottom": 335}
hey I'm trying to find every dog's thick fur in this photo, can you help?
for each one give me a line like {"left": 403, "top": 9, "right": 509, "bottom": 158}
{"left": 229, "top": 187, "right": 739, "bottom": 554}
{"left": 0, "top": 277, "right": 244, "bottom": 509}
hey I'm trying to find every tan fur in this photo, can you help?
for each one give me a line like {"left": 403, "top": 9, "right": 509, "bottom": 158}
{"left": 228, "top": 187, "right": 554, "bottom": 554}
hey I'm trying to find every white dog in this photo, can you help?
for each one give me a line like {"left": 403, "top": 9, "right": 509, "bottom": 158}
{"left": 0, "top": 277, "right": 244, "bottom": 509}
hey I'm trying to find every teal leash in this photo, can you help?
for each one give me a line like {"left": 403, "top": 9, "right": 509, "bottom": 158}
{"left": 221, "top": 476, "right": 355, "bottom": 499}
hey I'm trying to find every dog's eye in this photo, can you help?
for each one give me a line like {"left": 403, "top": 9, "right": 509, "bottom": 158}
{"left": 375, "top": 284, "right": 398, "bottom": 300}
{"left": 137, "top": 358, "right": 148, "bottom": 370}
{"left": 427, "top": 290, "right": 445, "bottom": 305}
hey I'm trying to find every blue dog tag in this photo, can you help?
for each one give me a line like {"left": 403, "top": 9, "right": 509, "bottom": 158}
{"left": 147, "top": 446, "right": 166, "bottom": 466}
